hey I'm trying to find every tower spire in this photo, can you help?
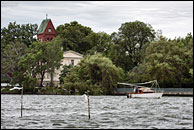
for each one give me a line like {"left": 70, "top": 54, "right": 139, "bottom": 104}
{"left": 46, "top": 14, "right": 48, "bottom": 19}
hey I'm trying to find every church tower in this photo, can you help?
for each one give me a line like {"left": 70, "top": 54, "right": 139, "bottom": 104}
{"left": 37, "top": 15, "right": 57, "bottom": 42}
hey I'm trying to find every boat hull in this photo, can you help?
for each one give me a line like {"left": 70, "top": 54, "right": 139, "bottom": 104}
{"left": 129, "top": 93, "right": 163, "bottom": 99}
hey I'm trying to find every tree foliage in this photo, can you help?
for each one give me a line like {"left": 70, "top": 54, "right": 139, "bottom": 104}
{"left": 127, "top": 33, "right": 193, "bottom": 88}
{"left": 63, "top": 53, "right": 124, "bottom": 95}
{"left": 56, "top": 21, "right": 112, "bottom": 56}
{"left": 1, "top": 21, "right": 38, "bottom": 48}
{"left": 17, "top": 41, "right": 48, "bottom": 87}
{"left": 108, "top": 21, "right": 156, "bottom": 71}
{"left": 56, "top": 21, "right": 93, "bottom": 54}
{"left": 16, "top": 39, "right": 64, "bottom": 88}
{"left": 1, "top": 41, "right": 27, "bottom": 83}
{"left": 45, "top": 37, "right": 64, "bottom": 86}
{"left": 59, "top": 65, "right": 73, "bottom": 84}
{"left": 86, "top": 32, "right": 111, "bottom": 55}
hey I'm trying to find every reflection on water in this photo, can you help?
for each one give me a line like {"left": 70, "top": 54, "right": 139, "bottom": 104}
{"left": 1, "top": 95, "right": 193, "bottom": 129}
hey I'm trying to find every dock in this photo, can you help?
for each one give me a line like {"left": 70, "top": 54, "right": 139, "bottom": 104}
{"left": 163, "top": 92, "right": 193, "bottom": 97}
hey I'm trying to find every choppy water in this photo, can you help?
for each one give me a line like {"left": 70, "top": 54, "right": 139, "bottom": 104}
{"left": 1, "top": 95, "right": 193, "bottom": 129}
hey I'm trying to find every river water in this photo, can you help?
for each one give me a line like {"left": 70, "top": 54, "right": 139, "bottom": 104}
{"left": 1, "top": 95, "right": 193, "bottom": 129}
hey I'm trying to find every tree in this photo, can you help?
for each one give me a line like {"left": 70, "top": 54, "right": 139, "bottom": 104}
{"left": 126, "top": 33, "right": 193, "bottom": 88}
{"left": 172, "top": 33, "right": 193, "bottom": 87}
{"left": 86, "top": 32, "right": 111, "bottom": 55}
{"left": 108, "top": 43, "right": 130, "bottom": 72}
{"left": 59, "top": 65, "right": 73, "bottom": 84}
{"left": 1, "top": 41, "right": 27, "bottom": 83}
{"left": 108, "top": 21, "right": 156, "bottom": 71}
{"left": 56, "top": 21, "right": 93, "bottom": 54}
{"left": 1, "top": 21, "right": 38, "bottom": 48}
{"left": 63, "top": 53, "right": 124, "bottom": 95}
{"left": 16, "top": 39, "right": 64, "bottom": 88}
{"left": 189, "top": 69, "right": 193, "bottom": 78}
{"left": 17, "top": 41, "right": 48, "bottom": 87}
{"left": 127, "top": 62, "right": 151, "bottom": 83}
{"left": 144, "top": 34, "right": 193, "bottom": 87}
{"left": 45, "top": 37, "right": 64, "bottom": 86}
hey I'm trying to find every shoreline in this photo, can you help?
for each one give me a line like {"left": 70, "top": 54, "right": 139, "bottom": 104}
{"left": 1, "top": 92, "right": 193, "bottom": 97}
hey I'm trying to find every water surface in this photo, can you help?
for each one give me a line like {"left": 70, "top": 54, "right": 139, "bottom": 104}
{"left": 1, "top": 95, "right": 193, "bottom": 129}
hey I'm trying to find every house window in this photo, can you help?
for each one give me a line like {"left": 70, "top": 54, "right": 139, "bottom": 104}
{"left": 71, "top": 60, "right": 74, "bottom": 66}
{"left": 48, "top": 28, "right": 51, "bottom": 32}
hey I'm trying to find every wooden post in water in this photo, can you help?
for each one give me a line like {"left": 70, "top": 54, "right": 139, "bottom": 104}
{"left": 88, "top": 95, "right": 90, "bottom": 119}
{"left": 21, "top": 87, "right": 24, "bottom": 118}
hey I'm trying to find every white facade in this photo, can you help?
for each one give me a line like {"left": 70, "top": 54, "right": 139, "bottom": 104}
{"left": 43, "top": 50, "right": 83, "bottom": 86}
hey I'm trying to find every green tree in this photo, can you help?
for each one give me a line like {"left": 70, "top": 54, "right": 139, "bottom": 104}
{"left": 127, "top": 62, "right": 151, "bottom": 83}
{"left": 127, "top": 33, "right": 193, "bottom": 88}
{"left": 63, "top": 53, "right": 124, "bottom": 95}
{"left": 16, "top": 41, "right": 48, "bottom": 87}
{"left": 109, "top": 21, "right": 156, "bottom": 71}
{"left": 16, "top": 39, "right": 65, "bottom": 88}
{"left": 56, "top": 21, "right": 93, "bottom": 54}
{"left": 86, "top": 32, "right": 111, "bottom": 55}
{"left": 172, "top": 33, "right": 193, "bottom": 87}
{"left": 189, "top": 69, "right": 193, "bottom": 78}
{"left": 144, "top": 34, "right": 192, "bottom": 87}
{"left": 1, "top": 41, "right": 27, "bottom": 83}
{"left": 45, "top": 37, "right": 64, "bottom": 86}
{"left": 1, "top": 21, "right": 38, "bottom": 48}
{"left": 59, "top": 65, "right": 73, "bottom": 84}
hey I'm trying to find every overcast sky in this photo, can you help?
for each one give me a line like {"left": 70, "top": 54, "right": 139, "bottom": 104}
{"left": 1, "top": 1, "right": 193, "bottom": 39}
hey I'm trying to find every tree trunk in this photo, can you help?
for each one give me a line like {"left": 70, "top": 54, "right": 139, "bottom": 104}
{"left": 50, "top": 72, "right": 54, "bottom": 87}
{"left": 50, "top": 67, "right": 54, "bottom": 87}
{"left": 40, "top": 71, "right": 45, "bottom": 87}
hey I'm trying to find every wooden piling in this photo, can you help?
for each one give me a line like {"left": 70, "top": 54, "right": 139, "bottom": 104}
{"left": 88, "top": 95, "right": 90, "bottom": 119}
{"left": 21, "top": 87, "right": 23, "bottom": 118}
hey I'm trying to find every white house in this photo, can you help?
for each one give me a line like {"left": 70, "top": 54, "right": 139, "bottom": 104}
{"left": 42, "top": 50, "right": 83, "bottom": 86}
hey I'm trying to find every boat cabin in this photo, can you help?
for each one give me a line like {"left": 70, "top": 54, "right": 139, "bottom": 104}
{"left": 134, "top": 86, "right": 155, "bottom": 94}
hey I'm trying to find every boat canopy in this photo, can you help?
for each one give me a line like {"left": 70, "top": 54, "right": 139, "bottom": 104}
{"left": 117, "top": 80, "right": 162, "bottom": 93}
{"left": 118, "top": 80, "right": 158, "bottom": 86}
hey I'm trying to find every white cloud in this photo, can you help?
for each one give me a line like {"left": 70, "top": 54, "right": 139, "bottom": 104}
{"left": 1, "top": 1, "right": 193, "bottom": 39}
